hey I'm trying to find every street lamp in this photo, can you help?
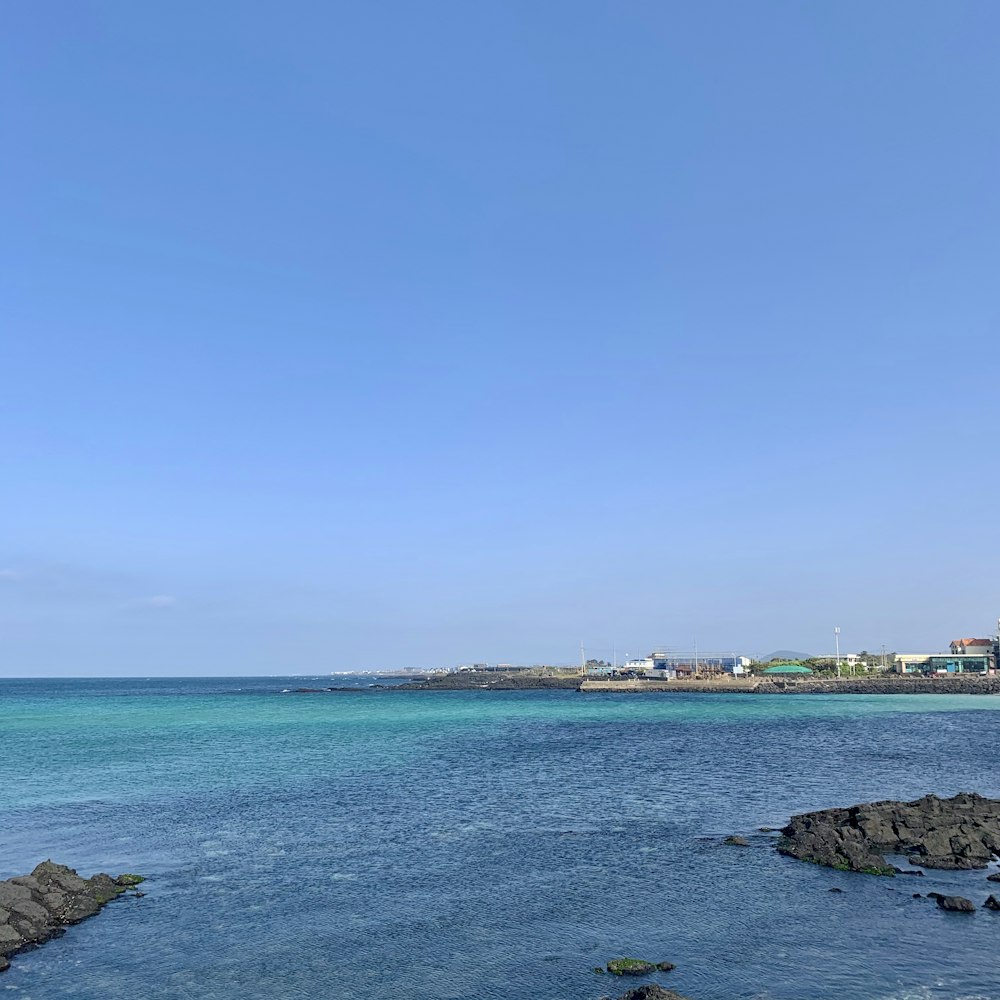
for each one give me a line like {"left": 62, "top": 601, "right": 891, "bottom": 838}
{"left": 834, "top": 627, "right": 841, "bottom": 677}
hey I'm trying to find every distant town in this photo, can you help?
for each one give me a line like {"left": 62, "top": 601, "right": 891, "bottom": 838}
{"left": 422, "top": 622, "right": 1000, "bottom": 681}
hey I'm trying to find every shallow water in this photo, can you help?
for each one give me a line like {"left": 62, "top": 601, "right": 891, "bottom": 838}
{"left": 2, "top": 677, "right": 999, "bottom": 999}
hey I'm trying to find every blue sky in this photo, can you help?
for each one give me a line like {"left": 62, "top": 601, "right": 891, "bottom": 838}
{"left": 2, "top": 1, "right": 999, "bottom": 674}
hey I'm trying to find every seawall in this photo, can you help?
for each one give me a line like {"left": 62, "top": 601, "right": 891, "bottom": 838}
{"left": 580, "top": 675, "right": 1000, "bottom": 695}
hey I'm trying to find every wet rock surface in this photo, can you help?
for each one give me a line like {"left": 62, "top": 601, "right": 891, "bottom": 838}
{"left": 0, "top": 862, "right": 141, "bottom": 973}
{"left": 606, "top": 958, "right": 658, "bottom": 976}
{"left": 778, "top": 792, "right": 1000, "bottom": 875}
{"left": 612, "top": 986, "right": 693, "bottom": 1000}
{"left": 935, "top": 895, "right": 977, "bottom": 912}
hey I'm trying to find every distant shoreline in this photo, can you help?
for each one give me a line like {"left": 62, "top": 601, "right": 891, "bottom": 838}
{"left": 376, "top": 672, "right": 1000, "bottom": 695}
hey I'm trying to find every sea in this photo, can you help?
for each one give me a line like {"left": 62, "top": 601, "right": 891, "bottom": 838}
{"left": 2, "top": 676, "right": 1000, "bottom": 1000}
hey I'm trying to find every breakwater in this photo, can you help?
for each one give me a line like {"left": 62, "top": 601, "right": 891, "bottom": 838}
{"left": 581, "top": 674, "right": 1000, "bottom": 695}
{"left": 397, "top": 672, "right": 581, "bottom": 691}
{"left": 398, "top": 671, "right": 1000, "bottom": 695}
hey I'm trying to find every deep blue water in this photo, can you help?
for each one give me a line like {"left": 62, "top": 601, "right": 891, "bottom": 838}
{"left": 2, "top": 677, "right": 1000, "bottom": 999}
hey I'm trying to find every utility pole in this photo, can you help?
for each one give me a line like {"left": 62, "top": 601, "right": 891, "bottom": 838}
{"left": 881, "top": 644, "right": 887, "bottom": 671}
{"left": 580, "top": 641, "right": 586, "bottom": 677}
{"left": 834, "top": 627, "right": 841, "bottom": 677}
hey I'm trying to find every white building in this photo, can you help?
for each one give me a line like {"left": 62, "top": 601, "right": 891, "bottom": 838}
{"left": 623, "top": 657, "right": 656, "bottom": 674}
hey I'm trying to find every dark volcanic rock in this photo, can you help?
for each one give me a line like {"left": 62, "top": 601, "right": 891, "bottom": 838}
{"left": 936, "top": 895, "right": 976, "bottom": 912}
{"left": 906, "top": 854, "right": 983, "bottom": 870}
{"left": 723, "top": 836, "right": 749, "bottom": 847}
{"left": 607, "top": 958, "right": 657, "bottom": 976}
{"left": 778, "top": 792, "right": 1000, "bottom": 875}
{"left": 615, "top": 986, "right": 693, "bottom": 1000}
{"left": 0, "top": 862, "right": 140, "bottom": 973}
{"left": 400, "top": 672, "right": 582, "bottom": 691}
{"left": 984, "top": 895, "right": 1000, "bottom": 910}
{"left": 987, "top": 872, "right": 1000, "bottom": 882}
{"left": 756, "top": 675, "right": 1000, "bottom": 695}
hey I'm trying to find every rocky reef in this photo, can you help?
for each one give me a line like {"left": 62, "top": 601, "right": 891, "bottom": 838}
{"left": 0, "top": 862, "right": 142, "bottom": 972}
{"left": 605, "top": 958, "right": 675, "bottom": 976}
{"left": 930, "top": 893, "right": 977, "bottom": 912}
{"left": 398, "top": 672, "right": 582, "bottom": 691}
{"left": 608, "top": 986, "right": 692, "bottom": 1000}
{"left": 778, "top": 792, "right": 1000, "bottom": 874}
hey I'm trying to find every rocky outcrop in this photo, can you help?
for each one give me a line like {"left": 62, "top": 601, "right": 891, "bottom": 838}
{"left": 606, "top": 958, "right": 662, "bottom": 976}
{"left": 778, "top": 793, "right": 1000, "bottom": 875}
{"left": 607, "top": 959, "right": 655, "bottom": 976}
{"left": 0, "top": 862, "right": 142, "bottom": 973}
{"left": 613, "top": 986, "right": 693, "bottom": 1000}
{"left": 934, "top": 894, "right": 976, "bottom": 912}
{"left": 399, "top": 672, "right": 582, "bottom": 691}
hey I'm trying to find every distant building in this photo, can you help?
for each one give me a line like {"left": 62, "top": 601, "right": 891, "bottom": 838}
{"left": 641, "top": 651, "right": 750, "bottom": 678}
{"left": 895, "top": 654, "right": 935, "bottom": 674}
{"left": 812, "top": 653, "right": 863, "bottom": 667}
{"left": 763, "top": 663, "right": 814, "bottom": 675}
{"left": 892, "top": 628, "right": 999, "bottom": 675}
{"left": 648, "top": 652, "right": 675, "bottom": 679}
{"left": 950, "top": 638, "right": 994, "bottom": 655}
{"left": 896, "top": 653, "right": 992, "bottom": 675}
{"left": 622, "top": 657, "right": 655, "bottom": 675}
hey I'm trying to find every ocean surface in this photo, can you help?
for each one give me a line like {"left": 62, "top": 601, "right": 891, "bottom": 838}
{"left": 2, "top": 677, "right": 1000, "bottom": 1000}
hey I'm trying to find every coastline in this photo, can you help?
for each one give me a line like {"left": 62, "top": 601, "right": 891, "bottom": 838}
{"left": 390, "top": 672, "right": 1000, "bottom": 695}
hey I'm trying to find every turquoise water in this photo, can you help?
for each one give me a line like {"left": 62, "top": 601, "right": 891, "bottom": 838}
{"left": 2, "top": 678, "right": 1000, "bottom": 999}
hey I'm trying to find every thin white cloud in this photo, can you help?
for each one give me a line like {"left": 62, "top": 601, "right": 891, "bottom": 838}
{"left": 0, "top": 569, "right": 21, "bottom": 580}
{"left": 129, "top": 595, "right": 177, "bottom": 609}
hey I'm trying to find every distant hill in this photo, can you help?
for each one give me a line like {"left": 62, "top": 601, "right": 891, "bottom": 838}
{"left": 762, "top": 650, "right": 816, "bottom": 662}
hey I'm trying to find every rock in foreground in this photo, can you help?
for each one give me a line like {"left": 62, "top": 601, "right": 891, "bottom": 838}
{"left": 614, "top": 986, "right": 693, "bottom": 1000}
{"left": 0, "top": 862, "right": 142, "bottom": 973}
{"left": 778, "top": 793, "right": 1000, "bottom": 875}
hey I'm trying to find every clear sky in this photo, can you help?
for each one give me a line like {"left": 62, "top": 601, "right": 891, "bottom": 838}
{"left": 2, "top": 1, "right": 999, "bottom": 675}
